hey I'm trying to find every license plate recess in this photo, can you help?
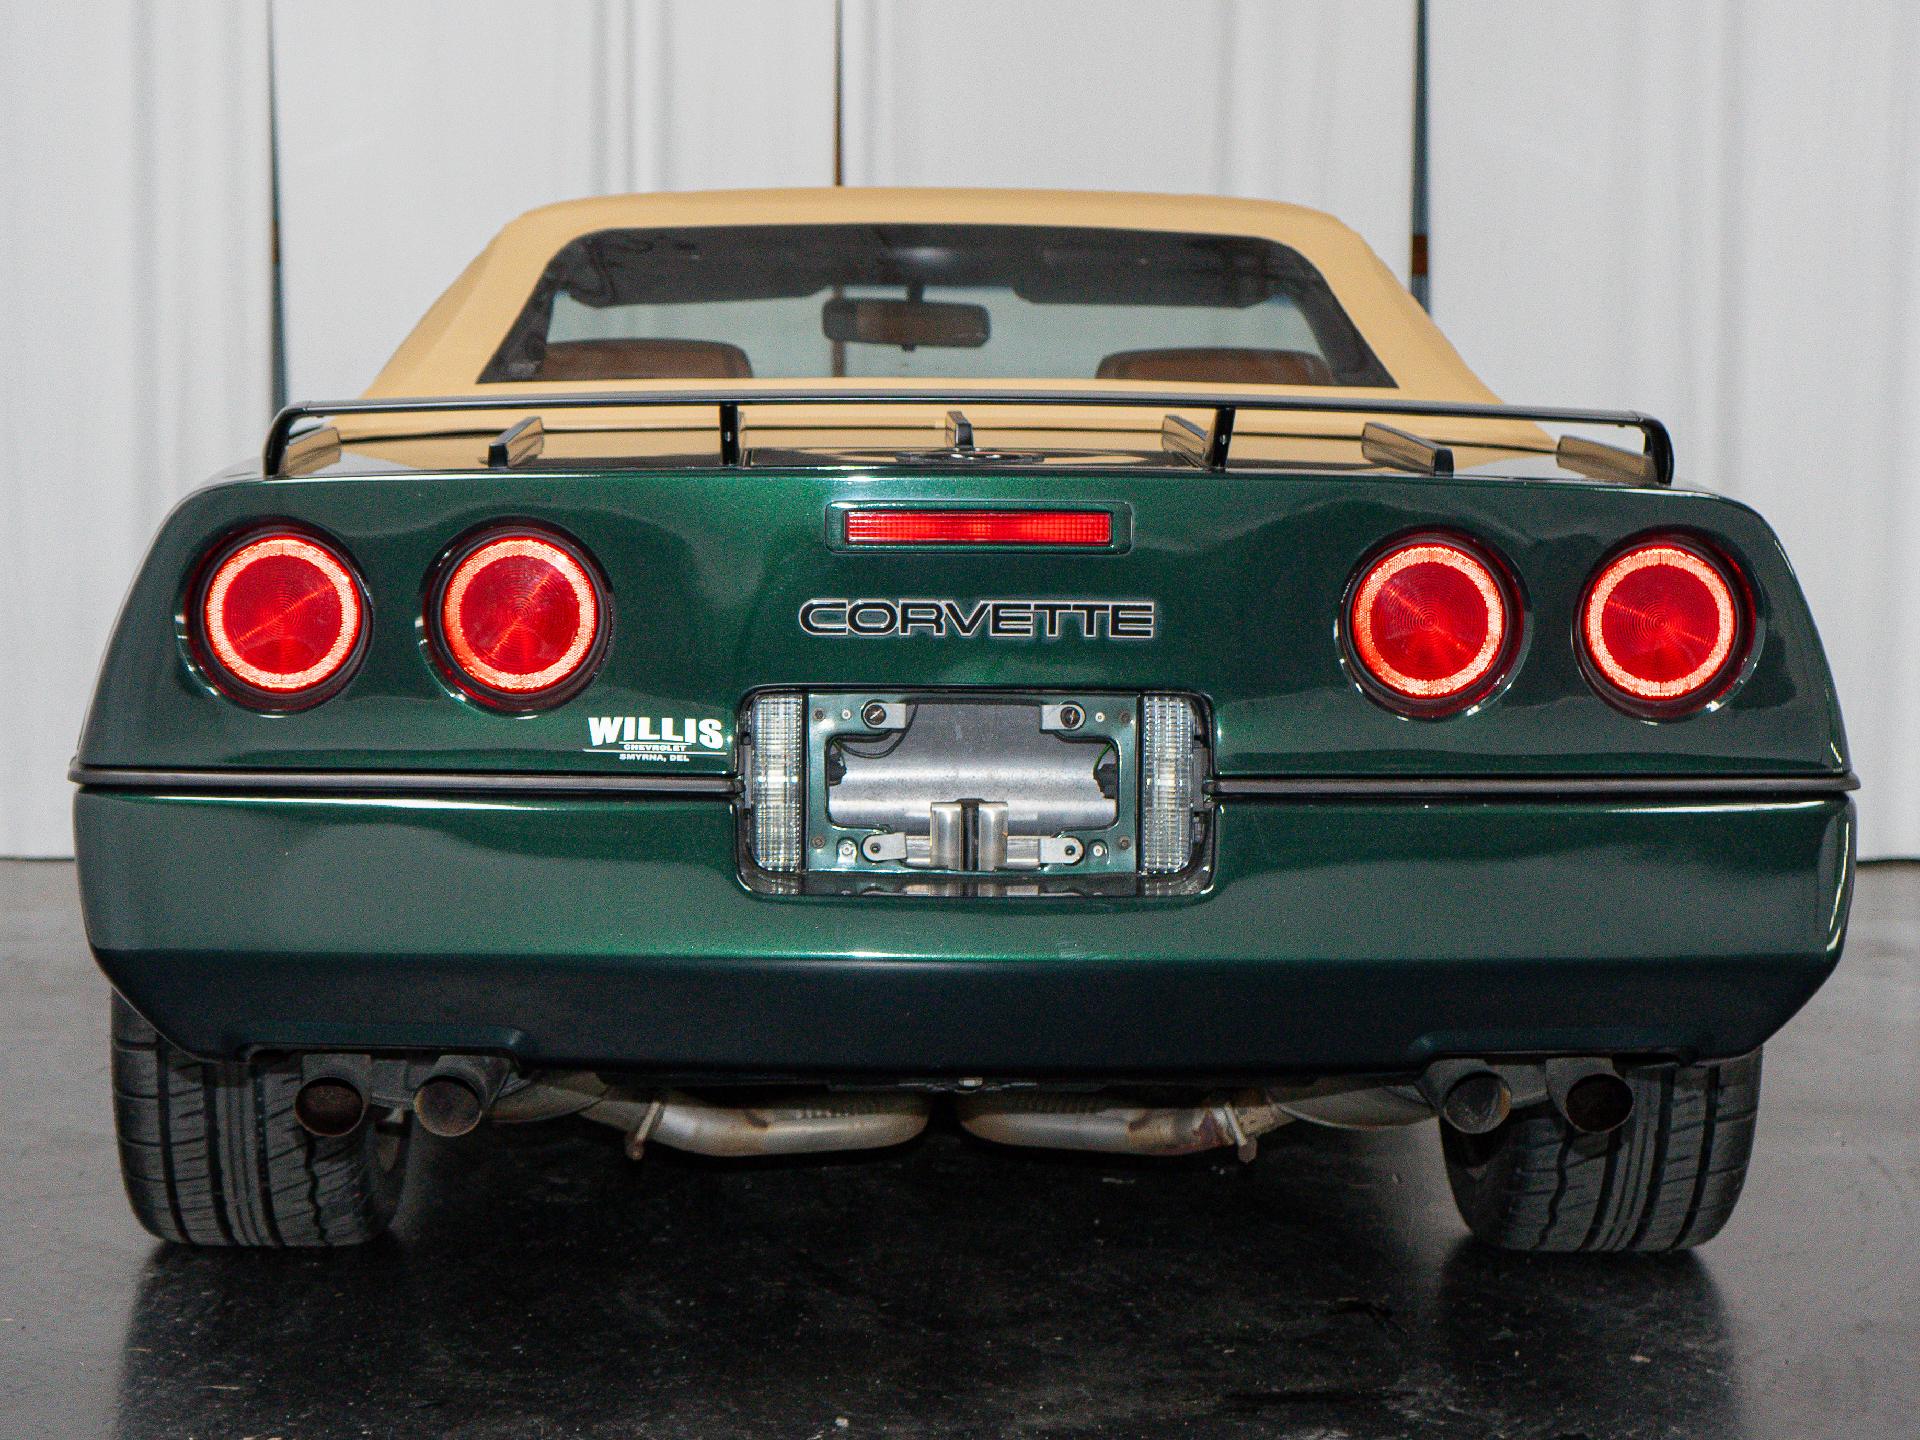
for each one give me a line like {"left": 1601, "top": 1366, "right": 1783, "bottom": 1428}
{"left": 806, "top": 693, "right": 1141, "bottom": 878}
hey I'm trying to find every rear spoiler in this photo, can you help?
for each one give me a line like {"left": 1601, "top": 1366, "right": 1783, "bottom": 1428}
{"left": 263, "top": 388, "right": 1674, "bottom": 486}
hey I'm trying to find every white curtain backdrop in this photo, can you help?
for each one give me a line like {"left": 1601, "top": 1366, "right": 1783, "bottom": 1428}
{"left": 0, "top": 1, "right": 273, "bottom": 858}
{"left": 842, "top": 0, "right": 1415, "bottom": 284}
{"left": 1429, "top": 0, "right": 1920, "bottom": 858}
{"left": 273, "top": 0, "right": 837, "bottom": 401}
{"left": 6, "top": 3, "right": 1917, "bottom": 858}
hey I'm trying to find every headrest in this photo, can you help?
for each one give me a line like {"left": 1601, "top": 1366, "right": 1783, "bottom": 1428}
{"left": 1095, "top": 346, "right": 1336, "bottom": 386}
{"left": 534, "top": 338, "right": 754, "bottom": 381}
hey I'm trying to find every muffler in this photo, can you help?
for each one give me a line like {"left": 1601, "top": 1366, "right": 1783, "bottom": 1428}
{"left": 954, "top": 1090, "right": 1290, "bottom": 1159}
{"left": 580, "top": 1090, "right": 931, "bottom": 1158}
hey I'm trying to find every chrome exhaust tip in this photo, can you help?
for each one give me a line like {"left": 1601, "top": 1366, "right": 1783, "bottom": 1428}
{"left": 413, "top": 1056, "right": 510, "bottom": 1138}
{"left": 414, "top": 1076, "right": 485, "bottom": 1137}
{"left": 1546, "top": 1059, "right": 1636, "bottom": 1135}
{"left": 294, "top": 1076, "right": 367, "bottom": 1138}
{"left": 1420, "top": 1059, "right": 1515, "bottom": 1136}
{"left": 1438, "top": 1071, "right": 1513, "bottom": 1135}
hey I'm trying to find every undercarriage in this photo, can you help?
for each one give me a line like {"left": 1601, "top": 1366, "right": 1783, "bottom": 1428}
{"left": 289, "top": 1054, "right": 1639, "bottom": 1157}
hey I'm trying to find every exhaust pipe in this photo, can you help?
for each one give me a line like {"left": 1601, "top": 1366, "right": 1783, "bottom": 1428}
{"left": 413, "top": 1055, "right": 511, "bottom": 1138}
{"left": 1545, "top": 1058, "right": 1636, "bottom": 1135}
{"left": 1276, "top": 1084, "right": 1437, "bottom": 1131}
{"left": 1418, "top": 1060, "right": 1514, "bottom": 1136}
{"left": 1437, "top": 1073, "right": 1513, "bottom": 1134}
{"left": 955, "top": 1090, "right": 1290, "bottom": 1159}
{"left": 579, "top": 1090, "right": 931, "bottom": 1158}
{"left": 294, "top": 1075, "right": 368, "bottom": 1138}
{"left": 651, "top": 1092, "right": 930, "bottom": 1156}
{"left": 1419, "top": 1057, "right": 1635, "bottom": 1136}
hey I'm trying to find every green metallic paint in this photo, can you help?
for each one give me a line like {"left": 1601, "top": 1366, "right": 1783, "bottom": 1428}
{"left": 76, "top": 787, "right": 1851, "bottom": 1071}
{"left": 73, "top": 460, "right": 1854, "bottom": 1075}
{"left": 78, "top": 465, "right": 1849, "bottom": 780}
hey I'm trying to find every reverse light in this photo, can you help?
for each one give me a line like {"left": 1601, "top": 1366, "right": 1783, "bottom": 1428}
{"left": 1580, "top": 538, "right": 1746, "bottom": 713}
{"left": 1346, "top": 537, "right": 1516, "bottom": 715}
{"left": 196, "top": 531, "right": 364, "bottom": 706}
{"left": 434, "top": 530, "right": 604, "bottom": 706}
{"left": 745, "top": 692, "right": 805, "bottom": 872}
{"left": 1139, "top": 694, "right": 1200, "bottom": 873}
{"left": 843, "top": 509, "right": 1112, "bottom": 547}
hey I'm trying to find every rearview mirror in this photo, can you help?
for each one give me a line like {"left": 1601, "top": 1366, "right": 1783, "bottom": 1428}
{"left": 822, "top": 297, "right": 990, "bottom": 349}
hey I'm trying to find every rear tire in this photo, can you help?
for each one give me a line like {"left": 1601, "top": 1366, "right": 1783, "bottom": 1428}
{"left": 1441, "top": 1051, "right": 1762, "bottom": 1253}
{"left": 110, "top": 994, "right": 409, "bottom": 1247}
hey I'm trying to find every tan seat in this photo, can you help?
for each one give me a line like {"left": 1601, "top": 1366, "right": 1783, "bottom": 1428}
{"left": 534, "top": 338, "right": 754, "bottom": 381}
{"left": 1095, "top": 346, "right": 1336, "bottom": 386}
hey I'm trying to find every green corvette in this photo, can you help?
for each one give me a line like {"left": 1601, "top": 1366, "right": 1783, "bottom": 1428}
{"left": 75, "top": 189, "right": 1853, "bottom": 1252}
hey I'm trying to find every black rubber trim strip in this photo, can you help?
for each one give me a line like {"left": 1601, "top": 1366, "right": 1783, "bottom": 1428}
{"left": 72, "top": 765, "right": 1855, "bottom": 802}
{"left": 1210, "top": 773, "right": 1857, "bottom": 800}
{"left": 70, "top": 764, "right": 737, "bottom": 798}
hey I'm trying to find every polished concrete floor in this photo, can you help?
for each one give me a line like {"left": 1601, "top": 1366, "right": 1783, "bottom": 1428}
{"left": 3, "top": 859, "right": 1916, "bottom": 1439}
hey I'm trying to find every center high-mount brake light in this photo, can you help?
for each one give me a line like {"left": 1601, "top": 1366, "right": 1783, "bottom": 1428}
{"left": 1580, "top": 537, "right": 1746, "bottom": 713}
{"left": 434, "top": 530, "right": 604, "bottom": 707}
{"left": 195, "top": 531, "right": 364, "bottom": 708}
{"left": 1346, "top": 537, "right": 1516, "bottom": 716}
{"left": 843, "top": 509, "right": 1112, "bottom": 547}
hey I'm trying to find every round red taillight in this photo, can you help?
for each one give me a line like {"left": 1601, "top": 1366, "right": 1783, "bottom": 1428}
{"left": 435, "top": 531, "right": 603, "bottom": 705}
{"left": 1347, "top": 537, "right": 1516, "bottom": 714}
{"left": 1580, "top": 539, "right": 1745, "bottom": 712}
{"left": 197, "top": 532, "right": 364, "bottom": 705}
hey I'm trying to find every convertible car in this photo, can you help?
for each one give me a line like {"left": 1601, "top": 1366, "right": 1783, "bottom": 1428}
{"left": 76, "top": 189, "right": 1853, "bottom": 1252}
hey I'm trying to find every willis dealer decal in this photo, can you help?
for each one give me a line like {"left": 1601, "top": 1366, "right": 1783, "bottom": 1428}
{"left": 585, "top": 714, "right": 726, "bottom": 763}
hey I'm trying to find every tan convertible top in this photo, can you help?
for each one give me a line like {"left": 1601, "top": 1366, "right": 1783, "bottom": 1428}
{"left": 288, "top": 187, "right": 1663, "bottom": 478}
{"left": 369, "top": 188, "right": 1497, "bottom": 404}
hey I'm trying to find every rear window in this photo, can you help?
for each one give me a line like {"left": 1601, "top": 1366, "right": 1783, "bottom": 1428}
{"left": 480, "top": 224, "right": 1393, "bottom": 388}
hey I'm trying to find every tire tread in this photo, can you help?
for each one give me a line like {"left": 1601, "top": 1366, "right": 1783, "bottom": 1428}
{"left": 108, "top": 995, "right": 406, "bottom": 1248}
{"left": 1443, "top": 1052, "right": 1762, "bottom": 1253}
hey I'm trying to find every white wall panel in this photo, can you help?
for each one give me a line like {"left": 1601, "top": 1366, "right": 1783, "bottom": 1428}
{"left": 842, "top": 0, "right": 1416, "bottom": 283}
{"left": 15, "top": 3, "right": 1912, "bottom": 864}
{"left": 1430, "top": 0, "right": 1920, "bottom": 856}
{"left": 0, "top": 1, "right": 273, "bottom": 857}
{"left": 273, "top": 0, "right": 836, "bottom": 400}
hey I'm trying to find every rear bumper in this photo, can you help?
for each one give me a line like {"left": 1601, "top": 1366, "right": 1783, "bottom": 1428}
{"left": 73, "top": 786, "right": 1853, "bottom": 1075}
